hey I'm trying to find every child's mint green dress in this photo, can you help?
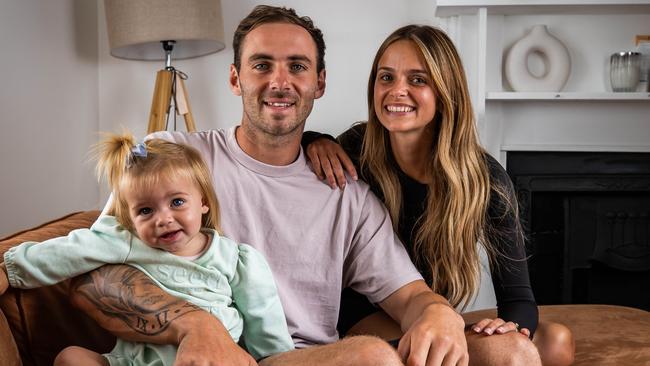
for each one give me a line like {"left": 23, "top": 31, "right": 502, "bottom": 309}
{"left": 4, "top": 215, "right": 294, "bottom": 365}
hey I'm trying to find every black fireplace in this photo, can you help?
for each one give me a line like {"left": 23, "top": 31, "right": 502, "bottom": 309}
{"left": 507, "top": 151, "right": 650, "bottom": 311}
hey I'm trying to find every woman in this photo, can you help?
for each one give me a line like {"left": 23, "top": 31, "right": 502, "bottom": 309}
{"left": 304, "top": 25, "right": 574, "bottom": 365}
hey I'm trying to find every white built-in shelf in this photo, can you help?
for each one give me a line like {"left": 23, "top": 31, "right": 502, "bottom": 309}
{"left": 486, "top": 92, "right": 650, "bottom": 101}
{"left": 435, "top": 0, "right": 650, "bottom": 16}
{"left": 435, "top": 0, "right": 650, "bottom": 161}
{"left": 502, "top": 144, "right": 650, "bottom": 152}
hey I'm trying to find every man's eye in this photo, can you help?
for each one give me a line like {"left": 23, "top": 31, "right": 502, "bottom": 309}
{"left": 172, "top": 198, "right": 185, "bottom": 207}
{"left": 253, "top": 64, "right": 269, "bottom": 71}
{"left": 139, "top": 207, "right": 152, "bottom": 216}
{"left": 290, "top": 64, "right": 306, "bottom": 72}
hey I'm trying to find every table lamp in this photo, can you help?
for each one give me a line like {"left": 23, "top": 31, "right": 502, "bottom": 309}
{"left": 104, "top": 0, "right": 225, "bottom": 133}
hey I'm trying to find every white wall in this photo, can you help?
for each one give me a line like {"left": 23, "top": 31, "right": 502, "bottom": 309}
{"left": 0, "top": 0, "right": 99, "bottom": 237}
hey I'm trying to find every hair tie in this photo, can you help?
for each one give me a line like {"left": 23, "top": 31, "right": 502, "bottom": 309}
{"left": 127, "top": 142, "right": 148, "bottom": 168}
{"left": 131, "top": 142, "right": 148, "bottom": 158}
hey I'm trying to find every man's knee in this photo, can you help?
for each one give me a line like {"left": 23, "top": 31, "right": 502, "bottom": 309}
{"left": 508, "top": 333, "right": 542, "bottom": 366}
{"left": 344, "top": 335, "right": 403, "bottom": 366}
{"left": 468, "top": 332, "right": 541, "bottom": 366}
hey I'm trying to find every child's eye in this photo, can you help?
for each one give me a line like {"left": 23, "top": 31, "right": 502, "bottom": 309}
{"left": 172, "top": 198, "right": 185, "bottom": 207}
{"left": 138, "top": 207, "right": 152, "bottom": 216}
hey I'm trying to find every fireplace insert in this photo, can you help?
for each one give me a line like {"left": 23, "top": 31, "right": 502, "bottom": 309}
{"left": 506, "top": 151, "right": 650, "bottom": 310}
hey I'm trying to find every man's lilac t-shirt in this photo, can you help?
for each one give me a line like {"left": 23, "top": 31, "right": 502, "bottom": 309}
{"left": 151, "top": 127, "right": 422, "bottom": 348}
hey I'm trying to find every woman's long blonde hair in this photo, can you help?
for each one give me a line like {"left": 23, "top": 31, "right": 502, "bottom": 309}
{"left": 93, "top": 132, "right": 221, "bottom": 234}
{"left": 361, "top": 25, "right": 518, "bottom": 308}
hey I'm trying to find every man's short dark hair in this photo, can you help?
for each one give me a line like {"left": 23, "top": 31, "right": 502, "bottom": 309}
{"left": 232, "top": 5, "right": 326, "bottom": 73}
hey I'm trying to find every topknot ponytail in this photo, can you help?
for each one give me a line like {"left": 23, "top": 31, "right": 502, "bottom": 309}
{"left": 92, "top": 131, "right": 137, "bottom": 192}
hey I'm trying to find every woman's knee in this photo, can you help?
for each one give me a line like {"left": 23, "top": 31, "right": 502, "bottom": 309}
{"left": 534, "top": 321, "right": 575, "bottom": 366}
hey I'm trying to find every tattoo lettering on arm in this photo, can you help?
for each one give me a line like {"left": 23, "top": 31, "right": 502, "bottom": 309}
{"left": 72, "top": 265, "right": 200, "bottom": 336}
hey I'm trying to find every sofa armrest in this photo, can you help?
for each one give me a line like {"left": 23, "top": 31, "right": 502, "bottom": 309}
{"left": 0, "top": 210, "right": 115, "bottom": 366}
{"left": 0, "top": 299, "right": 21, "bottom": 366}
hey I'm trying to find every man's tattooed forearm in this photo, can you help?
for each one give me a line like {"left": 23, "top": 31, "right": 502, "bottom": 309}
{"left": 72, "top": 265, "right": 201, "bottom": 336}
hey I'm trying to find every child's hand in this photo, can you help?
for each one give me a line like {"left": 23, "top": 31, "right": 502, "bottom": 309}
{"left": 0, "top": 263, "right": 9, "bottom": 295}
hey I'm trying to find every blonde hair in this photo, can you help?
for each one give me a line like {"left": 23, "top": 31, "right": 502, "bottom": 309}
{"left": 361, "top": 25, "right": 520, "bottom": 309}
{"left": 93, "top": 132, "right": 221, "bottom": 234}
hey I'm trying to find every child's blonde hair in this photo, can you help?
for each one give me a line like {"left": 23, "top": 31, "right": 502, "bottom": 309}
{"left": 93, "top": 132, "right": 221, "bottom": 234}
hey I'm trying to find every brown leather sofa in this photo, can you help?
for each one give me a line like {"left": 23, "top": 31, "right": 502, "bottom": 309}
{"left": 1, "top": 211, "right": 649, "bottom": 365}
{"left": 0, "top": 211, "right": 115, "bottom": 366}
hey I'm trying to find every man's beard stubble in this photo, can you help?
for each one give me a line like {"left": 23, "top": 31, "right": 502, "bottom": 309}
{"left": 242, "top": 89, "right": 313, "bottom": 141}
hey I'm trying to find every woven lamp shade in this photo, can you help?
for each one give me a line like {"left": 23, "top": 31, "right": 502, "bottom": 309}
{"left": 104, "top": 0, "right": 225, "bottom": 61}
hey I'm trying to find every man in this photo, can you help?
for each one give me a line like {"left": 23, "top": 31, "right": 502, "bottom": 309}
{"left": 73, "top": 5, "right": 539, "bottom": 366}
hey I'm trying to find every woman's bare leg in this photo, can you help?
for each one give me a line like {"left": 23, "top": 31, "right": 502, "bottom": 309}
{"left": 533, "top": 321, "right": 575, "bottom": 366}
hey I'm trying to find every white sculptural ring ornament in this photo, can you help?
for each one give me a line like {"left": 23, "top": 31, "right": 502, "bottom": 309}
{"left": 505, "top": 24, "right": 571, "bottom": 92}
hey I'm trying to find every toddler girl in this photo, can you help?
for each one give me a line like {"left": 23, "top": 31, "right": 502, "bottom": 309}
{"left": 0, "top": 133, "right": 293, "bottom": 365}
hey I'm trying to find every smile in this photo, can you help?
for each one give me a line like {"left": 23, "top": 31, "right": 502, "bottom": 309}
{"left": 159, "top": 230, "right": 182, "bottom": 242}
{"left": 386, "top": 105, "right": 415, "bottom": 113}
{"left": 264, "top": 101, "right": 295, "bottom": 108}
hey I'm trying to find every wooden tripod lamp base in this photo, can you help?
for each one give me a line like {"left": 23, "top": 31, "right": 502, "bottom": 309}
{"left": 147, "top": 69, "right": 197, "bottom": 134}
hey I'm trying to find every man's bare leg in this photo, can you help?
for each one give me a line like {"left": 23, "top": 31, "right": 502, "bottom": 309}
{"left": 347, "top": 311, "right": 541, "bottom": 366}
{"left": 466, "top": 330, "right": 541, "bottom": 366}
{"left": 260, "top": 335, "right": 402, "bottom": 366}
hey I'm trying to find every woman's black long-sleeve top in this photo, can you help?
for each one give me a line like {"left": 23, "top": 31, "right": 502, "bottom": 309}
{"left": 302, "top": 123, "right": 538, "bottom": 336}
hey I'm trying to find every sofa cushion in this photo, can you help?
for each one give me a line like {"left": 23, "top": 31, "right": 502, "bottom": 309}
{"left": 463, "top": 304, "right": 650, "bottom": 365}
{"left": 0, "top": 211, "right": 116, "bottom": 366}
{"left": 0, "top": 307, "right": 20, "bottom": 366}
{"left": 0, "top": 211, "right": 103, "bottom": 249}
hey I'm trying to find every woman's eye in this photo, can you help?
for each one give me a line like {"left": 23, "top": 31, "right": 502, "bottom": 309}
{"left": 138, "top": 207, "right": 152, "bottom": 216}
{"left": 172, "top": 198, "right": 185, "bottom": 207}
{"left": 379, "top": 74, "right": 392, "bottom": 82}
{"left": 411, "top": 76, "right": 427, "bottom": 84}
